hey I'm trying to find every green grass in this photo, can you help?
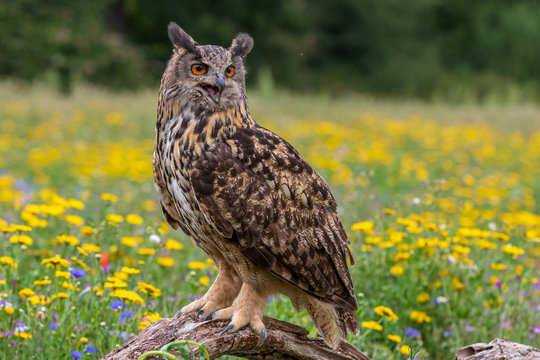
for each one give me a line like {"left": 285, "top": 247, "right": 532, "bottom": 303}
{"left": 0, "top": 82, "right": 539, "bottom": 359}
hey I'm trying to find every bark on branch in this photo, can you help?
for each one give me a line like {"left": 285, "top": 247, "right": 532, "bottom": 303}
{"left": 455, "top": 338, "right": 540, "bottom": 360}
{"left": 101, "top": 312, "right": 372, "bottom": 360}
{"left": 101, "top": 313, "right": 540, "bottom": 360}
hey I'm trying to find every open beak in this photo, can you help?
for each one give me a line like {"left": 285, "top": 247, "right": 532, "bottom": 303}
{"left": 202, "top": 74, "right": 224, "bottom": 104}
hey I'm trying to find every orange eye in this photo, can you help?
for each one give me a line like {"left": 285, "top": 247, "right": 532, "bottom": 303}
{"left": 191, "top": 64, "right": 208, "bottom": 75}
{"left": 225, "top": 66, "right": 235, "bottom": 77}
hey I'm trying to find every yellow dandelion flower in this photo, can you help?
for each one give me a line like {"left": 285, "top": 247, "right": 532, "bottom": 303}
{"left": 351, "top": 221, "right": 374, "bottom": 234}
{"left": 56, "top": 234, "right": 79, "bottom": 246}
{"left": 393, "top": 252, "right": 410, "bottom": 261}
{"left": 126, "top": 214, "right": 143, "bottom": 225}
{"left": 106, "top": 214, "right": 124, "bottom": 224}
{"left": 121, "top": 237, "right": 137, "bottom": 247}
{"left": 199, "top": 276, "right": 210, "bottom": 286}
{"left": 56, "top": 292, "right": 69, "bottom": 299}
{"left": 79, "top": 337, "right": 88, "bottom": 343}
{"left": 30, "top": 295, "right": 50, "bottom": 305}
{"left": 374, "top": 306, "right": 398, "bottom": 322}
{"left": 452, "top": 278, "right": 465, "bottom": 292}
{"left": 383, "top": 208, "right": 395, "bottom": 215}
{"left": 157, "top": 257, "right": 174, "bottom": 267}
{"left": 387, "top": 334, "right": 402, "bottom": 343}
{"left": 19, "top": 288, "right": 35, "bottom": 298}
{"left": 33, "top": 279, "right": 52, "bottom": 286}
{"left": 64, "top": 215, "right": 84, "bottom": 226}
{"left": 121, "top": 266, "right": 140, "bottom": 275}
{"left": 361, "top": 320, "right": 383, "bottom": 331}
{"left": 55, "top": 271, "right": 70, "bottom": 278}
{"left": 80, "top": 226, "right": 95, "bottom": 236}
{"left": 491, "top": 263, "right": 507, "bottom": 271}
{"left": 9, "top": 234, "right": 33, "bottom": 246}
{"left": 104, "top": 277, "right": 128, "bottom": 288}
{"left": 101, "top": 193, "right": 118, "bottom": 202}
{"left": 188, "top": 261, "right": 207, "bottom": 270}
{"left": 139, "top": 311, "right": 161, "bottom": 330}
{"left": 11, "top": 224, "right": 32, "bottom": 232}
{"left": 409, "top": 310, "right": 431, "bottom": 323}
{"left": 400, "top": 345, "right": 411, "bottom": 355}
{"left": 137, "top": 248, "right": 156, "bottom": 255}
{"left": 390, "top": 264, "right": 404, "bottom": 276}
{"left": 417, "top": 292, "right": 430, "bottom": 303}
{"left": 0, "top": 256, "right": 18, "bottom": 269}
{"left": 501, "top": 244, "right": 525, "bottom": 258}
{"left": 14, "top": 332, "right": 32, "bottom": 339}
{"left": 4, "top": 306, "right": 14, "bottom": 314}
{"left": 165, "top": 239, "right": 183, "bottom": 250}
{"left": 114, "top": 271, "right": 129, "bottom": 280}
{"left": 82, "top": 243, "right": 100, "bottom": 253}
{"left": 137, "top": 282, "right": 162, "bottom": 297}
{"left": 93, "top": 286, "right": 105, "bottom": 296}
{"left": 111, "top": 289, "right": 144, "bottom": 305}
{"left": 41, "top": 256, "right": 69, "bottom": 268}
{"left": 77, "top": 246, "right": 88, "bottom": 256}
{"left": 67, "top": 199, "right": 85, "bottom": 210}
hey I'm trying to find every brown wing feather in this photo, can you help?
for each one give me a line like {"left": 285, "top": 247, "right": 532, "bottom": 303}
{"left": 190, "top": 126, "right": 357, "bottom": 310}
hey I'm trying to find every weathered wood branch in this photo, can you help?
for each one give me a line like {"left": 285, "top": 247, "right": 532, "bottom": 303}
{"left": 101, "top": 312, "right": 372, "bottom": 360}
{"left": 101, "top": 313, "right": 540, "bottom": 360}
{"left": 455, "top": 338, "right": 540, "bottom": 360}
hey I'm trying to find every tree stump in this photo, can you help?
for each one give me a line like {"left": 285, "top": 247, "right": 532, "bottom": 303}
{"left": 455, "top": 338, "right": 540, "bottom": 360}
{"left": 101, "top": 312, "right": 371, "bottom": 360}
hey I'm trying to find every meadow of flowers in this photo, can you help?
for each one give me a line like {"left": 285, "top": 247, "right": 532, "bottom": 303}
{"left": 0, "top": 84, "right": 539, "bottom": 359}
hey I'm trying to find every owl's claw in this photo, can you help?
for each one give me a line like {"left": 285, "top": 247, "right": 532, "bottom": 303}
{"left": 174, "top": 310, "right": 182, "bottom": 317}
{"left": 261, "top": 328, "right": 268, "bottom": 343}
{"left": 195, "top": 309, "right": 205, "bottom": 321}
{"left": 221, "top": 324, "right": 234, "bottom": 335}
{"left": 203, "top": 312, "right": 216, "bottom": 321}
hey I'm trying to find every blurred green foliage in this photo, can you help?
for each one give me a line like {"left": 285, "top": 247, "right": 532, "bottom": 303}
{"left": 2, "top": 0, "right": 540, "bottom": 101}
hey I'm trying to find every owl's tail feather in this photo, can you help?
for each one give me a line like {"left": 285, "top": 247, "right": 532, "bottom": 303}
{"left": 336, "top": 307, "right": 360, "bottom": 337}
{"left": 300, "top": 296, "right": 358, "bottom": 349}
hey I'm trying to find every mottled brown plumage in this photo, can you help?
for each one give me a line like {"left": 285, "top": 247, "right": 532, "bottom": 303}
{"left": 153, "top": 22, "right": 359, "bottom": 347}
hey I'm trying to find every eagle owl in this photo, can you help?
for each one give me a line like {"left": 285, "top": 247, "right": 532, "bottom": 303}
{"left": 153, "top": 22, "right": 359, "bottom": 347}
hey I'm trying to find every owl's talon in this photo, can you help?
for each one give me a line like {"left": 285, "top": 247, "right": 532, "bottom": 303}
{"left": 261, "top": 328, "right": 268, "bottom": 343}
{"left": 174, "top": 310, "right": 182, "bottom": 317}
{"left": 203, "top": 312, "right": 216, "bottom": 321}
{"left": 195, "top": 309, "right": 204, "bottom": 321}
{"left": 221, "top": 324, "right": 234, "bottom": 335}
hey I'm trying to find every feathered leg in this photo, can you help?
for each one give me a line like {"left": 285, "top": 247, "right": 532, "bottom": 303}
{"left": 179, "top": 261, "right": 242, "bottom": 319}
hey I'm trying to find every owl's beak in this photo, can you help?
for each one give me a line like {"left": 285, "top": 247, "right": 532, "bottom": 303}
{"left": 202, "top": 74, "right": 224, "bottom": 104}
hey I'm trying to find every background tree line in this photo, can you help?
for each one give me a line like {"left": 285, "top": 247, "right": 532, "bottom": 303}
{"left": 1, "top": 0, "right": 539, "bottom": 101}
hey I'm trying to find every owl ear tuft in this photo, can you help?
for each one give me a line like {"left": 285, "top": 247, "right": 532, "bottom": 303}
{"left": 168, "top": 22, "right": 197, "bottom": 54}
{"left": 230, "top": 33, "right": 253, "bottom": 59}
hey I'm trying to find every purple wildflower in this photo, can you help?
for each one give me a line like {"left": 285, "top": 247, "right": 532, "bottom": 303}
{"left": 70, "top": 269, "right": 86, "bottom": 279}
{"left": 405, "top": 327, "right": 420, "bottom": 337}
{"left": 530, "top": 325, "right": 540, "bottom": 334}
{"left": 494, "top": 279, "right": 501, "bottom": 288}
{"left": 50, "top": 323, "right": 60, "bottom": 331}
{"left": 84, "top": 346, "right": 99, "bottom": 354}
{"left": 111, "top": 300, "right": 124, "bottom": 310}
{"left": 119, "top": 310, "right": 134, "bottom": 324}
{"left": 465, "top": 325, "right": 476, "bottom": 332}
{"left": 71, "top": 351, "right": 83, "bottom": 359}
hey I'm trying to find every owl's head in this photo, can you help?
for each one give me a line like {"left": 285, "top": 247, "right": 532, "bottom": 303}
{"left": 162, "top": 22, "right": 253, "bottom": 111}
